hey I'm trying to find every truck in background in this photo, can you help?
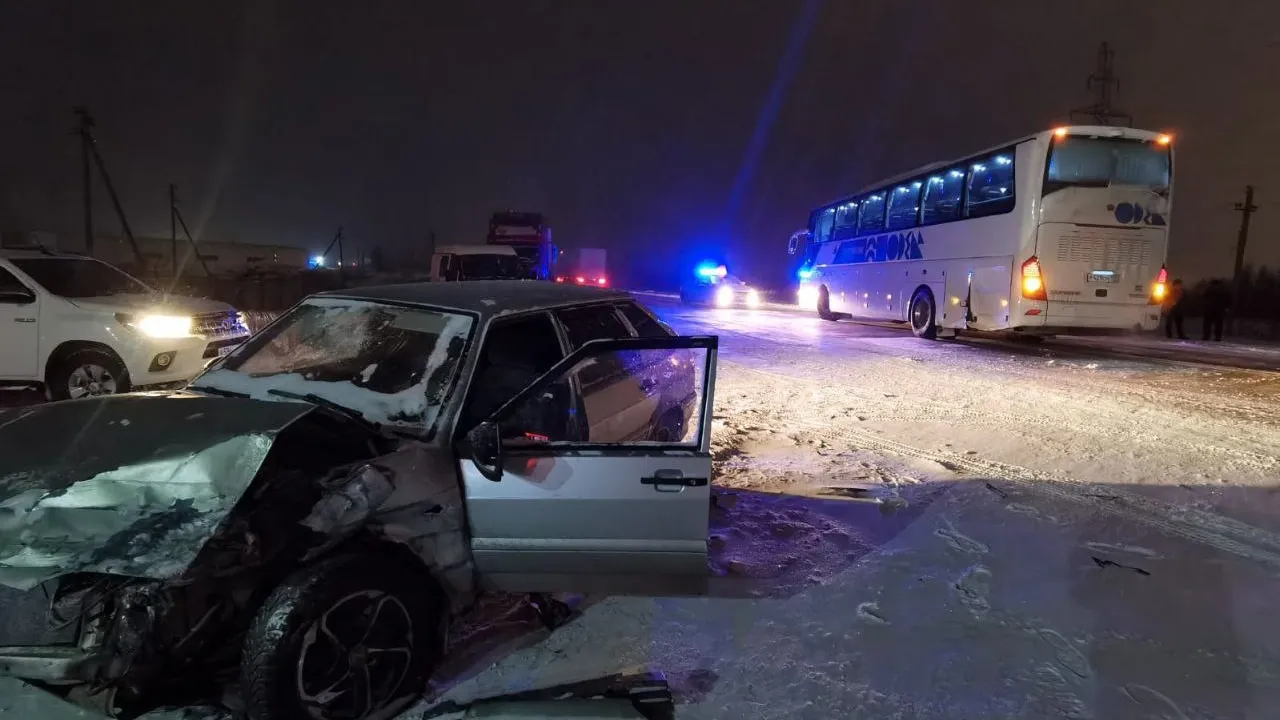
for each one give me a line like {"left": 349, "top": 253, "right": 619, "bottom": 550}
{"left": 486, "top": 211, "right": 557, "bottom": 280}
{"left": 429, "top": 245, "right": 526, "bottom": 282}
{"left": 556, "top": 247, "right": 609, "bottom": 287}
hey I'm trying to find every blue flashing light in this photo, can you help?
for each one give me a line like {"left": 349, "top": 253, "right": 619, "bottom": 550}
{"left": 695, "top": 262, "right": 728, "bottom": 280}
{"left": 797, "top": 267, "right": 814, "bottom": 280}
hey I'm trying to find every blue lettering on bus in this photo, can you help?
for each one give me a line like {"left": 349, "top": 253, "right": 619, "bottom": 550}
{"left": 1113, "top": 202, "right": 1167, "bottom": 227}
{"left": 832, "top": 230, "right": 925, "bottom": 265}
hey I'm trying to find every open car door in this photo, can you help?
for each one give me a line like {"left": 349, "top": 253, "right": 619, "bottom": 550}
{"left": 459, "top": 335, "right": 718, "bottom": 596}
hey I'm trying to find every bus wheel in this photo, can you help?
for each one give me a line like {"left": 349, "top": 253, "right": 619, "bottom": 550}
{"left": 818, "top": 287, "right": 838, "bottom": 321}
{"left": 909, "top": 289, "right": 938, "bottom": 340}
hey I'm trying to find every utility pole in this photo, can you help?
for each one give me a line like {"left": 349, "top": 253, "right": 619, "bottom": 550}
{"left": 1069, "top": 41, "right": 1133, "bottom": 127}
{"left": 1231, "top": 185, "right": 1258, "bottom": 333}
{"left": 74, "top": 106, "right": 146, "bottom": 270}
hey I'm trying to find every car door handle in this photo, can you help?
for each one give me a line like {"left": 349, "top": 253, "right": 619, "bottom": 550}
{"left": 641, "top": 469, "right": 709, "bottom": 492}
{"left": 13, "top": 318, "right": 35, "bottom": 323}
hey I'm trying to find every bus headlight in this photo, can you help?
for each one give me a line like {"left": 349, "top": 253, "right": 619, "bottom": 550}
{"left": 745, "top": 289, "right": 761, "bottom": 308}
{"left": 715, "top": 285, "right": 735, "bottom": 307}
{"left": 797, "top": 284, "right": 820, "bottom": 311}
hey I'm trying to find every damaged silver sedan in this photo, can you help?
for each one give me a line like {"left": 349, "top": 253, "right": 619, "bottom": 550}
{"left": 0, "top": 281, "right": 718, "bottom": 720}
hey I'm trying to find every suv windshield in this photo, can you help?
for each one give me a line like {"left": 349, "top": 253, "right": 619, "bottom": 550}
{"left": 192, "top": 298, "right": 474, "bottom": 431}
{"left": 457, "top": 253, "right": 523, "bottom": 279}
{"left": 10, "top": 257, "right": 152, "bottom": 298}
{"left": 1044, "top": 136, "right": 1171, "bottom": 194}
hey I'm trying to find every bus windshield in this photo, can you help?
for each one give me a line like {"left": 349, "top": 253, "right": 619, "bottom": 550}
{"left": 1045, "top": 136, "right": 1170, "bottom": 194}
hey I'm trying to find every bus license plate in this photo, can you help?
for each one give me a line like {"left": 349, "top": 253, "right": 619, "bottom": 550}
{"left": 217, "top": 344, "right": 240, "bottom": 358}
{"left": 1086, "top": 271, "right": 1117, "bottom": 284}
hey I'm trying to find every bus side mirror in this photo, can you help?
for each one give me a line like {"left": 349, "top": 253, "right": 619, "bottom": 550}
{"left": 786, "top": 230, "right": 810, "bottom": 255}
{"left": 786, "top": 237, "right": 799, "bottom": 255}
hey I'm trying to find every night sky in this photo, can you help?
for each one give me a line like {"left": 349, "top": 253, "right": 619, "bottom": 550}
{"left": 2, "top": 1, "right": 1278, "bottom": 288}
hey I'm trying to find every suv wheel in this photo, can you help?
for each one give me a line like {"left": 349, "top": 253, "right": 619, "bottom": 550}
{"left": 49, "top": 348, "right": 130, "bottom": 401}
{"left": 241, "top": 555, "right": 447, "bottom": 720}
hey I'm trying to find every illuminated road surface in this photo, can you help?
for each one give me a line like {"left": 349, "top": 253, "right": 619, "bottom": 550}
{"left": 423, "top": 296, "right": 1280, "bottom": 720}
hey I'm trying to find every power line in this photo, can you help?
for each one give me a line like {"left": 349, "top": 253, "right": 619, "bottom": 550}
{"left": 1069, "top": 41, "right": 1133, "bottom": 127}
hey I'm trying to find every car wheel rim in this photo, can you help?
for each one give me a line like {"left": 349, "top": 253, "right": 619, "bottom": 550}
{"left": 68, "top": 363, "right": 118, "bottom": 399}
{"left": 912, "top": 297, "right": 931, "bottom": 332}
{"left": 295, "top": 590, "right": 415, "bottom": 720}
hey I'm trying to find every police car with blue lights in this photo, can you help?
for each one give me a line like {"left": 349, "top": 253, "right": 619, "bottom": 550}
{"left": 679, "top": 263, "right": 762, "bottom": 309}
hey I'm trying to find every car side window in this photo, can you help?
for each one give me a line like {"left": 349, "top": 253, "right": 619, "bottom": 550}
{"left": 617, "top": 302, "right": 670, "bottom": 338}
{"left": 557, "top": 305, "right": 631, "bottom": 348}
{"left": 460, "top": 313, "right": 564, "bottom": 430}
{"left": 500, "top": 345, "right": 709, "bottom": 447}
{"left": 0, "top": 267, "right": 31, "bottom": 298}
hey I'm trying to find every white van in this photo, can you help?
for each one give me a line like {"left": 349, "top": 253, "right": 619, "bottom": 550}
{"left": 430, "top": 244, "right": 529, "bottom": 282}
{"left": 0, "top": 249, "right": 251, "bottom": 400}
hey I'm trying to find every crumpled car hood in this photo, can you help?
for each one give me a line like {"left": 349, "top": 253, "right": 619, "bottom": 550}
{"left": 0, "top": 392, "right": 315, "bottom": 590}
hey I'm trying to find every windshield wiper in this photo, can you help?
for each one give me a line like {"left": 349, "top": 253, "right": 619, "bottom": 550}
{"left": 265, "top": 388, "right": 384, "bottom": 434}
{"left": 189, "top": 385, "right": 249, "bottom": 399}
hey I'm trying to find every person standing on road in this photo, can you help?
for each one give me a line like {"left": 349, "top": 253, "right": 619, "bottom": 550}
{"left": 1202, "top": 278, "right": 1231, "bottom": 342}
{"left": 1164, "top": 278, "right": 1188, "bottom": 339}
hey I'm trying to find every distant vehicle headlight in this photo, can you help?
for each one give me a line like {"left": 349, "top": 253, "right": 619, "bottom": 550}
{"left": 117, "top": 313, "right": 194, "bottom": 338}
{"left": 745, "top": 289, "right": 761, "bottom": 308}
{"left": 715, "top": 285, "right": 735, "bottom": 307}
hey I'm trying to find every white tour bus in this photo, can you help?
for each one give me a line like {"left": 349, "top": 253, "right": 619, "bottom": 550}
{"left": 788, "top": 125, "right": 1173, "bottom": 339}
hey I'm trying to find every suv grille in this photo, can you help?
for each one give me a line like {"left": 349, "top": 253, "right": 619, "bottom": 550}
{"left": 194, "top": 311, "right": 249, "bottom": 340}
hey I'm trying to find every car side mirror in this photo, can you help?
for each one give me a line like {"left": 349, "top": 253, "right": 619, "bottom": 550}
{"left": 466, "top": 421, "right": 504, "bottom": 482}
{"left": 0, "top": 289, "right": 35, "bottom": 305}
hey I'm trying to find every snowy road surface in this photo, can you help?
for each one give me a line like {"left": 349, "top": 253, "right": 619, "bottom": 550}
{"left": 419, "top": 299, "right": 1280, "bottom": 719}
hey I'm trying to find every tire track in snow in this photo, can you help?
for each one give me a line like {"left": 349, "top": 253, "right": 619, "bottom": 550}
{"left": 726, "top": 361, "right": 1280, "bottom": 572}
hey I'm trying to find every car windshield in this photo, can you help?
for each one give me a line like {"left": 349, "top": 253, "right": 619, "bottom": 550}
{"left": 9, "top": 257, "right": 152, "bottom": 298}
{"left": 458, "top": 253, "right": 522, "bottom": 279}
{"left": 192, "top": 297, "right": 474, "bottom": 431}
{"left": 1044, "top": 136, "right": 1171, "bottom": 194}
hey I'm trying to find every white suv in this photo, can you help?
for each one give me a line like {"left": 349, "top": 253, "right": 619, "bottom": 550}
{"left": 0, "top": 249, "right": 251, "bottom": 400}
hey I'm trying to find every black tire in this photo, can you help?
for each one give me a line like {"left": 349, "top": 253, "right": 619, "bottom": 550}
{"left": 817, "top": 286, "right": 838, "bottom": 321}
{"left": 909, "top": 289, "right": 938, "bottom": 340}
{"left": 48, "top": 347, "right": 131, "bottom": 401}
{"left": 240, "top": 554, "right": 447, "bottom": 720}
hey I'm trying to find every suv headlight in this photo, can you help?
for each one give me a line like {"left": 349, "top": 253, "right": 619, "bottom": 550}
{"left": 116, "top": 313, "right": 194, "bottom": 338}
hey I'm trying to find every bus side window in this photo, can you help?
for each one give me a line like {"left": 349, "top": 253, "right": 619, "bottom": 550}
{"left": 814, "top": 208, "right": 836, "bottom": 244}
{"left": 966, "top": 152, "right": 1016, "bottom": 218}
{"left": 886, "top": 181, "right": 923, "bottom": 230}
{"left": 857, "top": 192, "right": 886, "bottom": 235}
{"left": 835, "top": 201, "right": 858, "bottom": 229}
{"left": 922, "top": 168, "right": 965, "bottom": 225}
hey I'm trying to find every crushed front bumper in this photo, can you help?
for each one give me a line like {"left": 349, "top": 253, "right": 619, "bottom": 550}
{"left": 0, "top": 646, "right": 104, "bottom": 683}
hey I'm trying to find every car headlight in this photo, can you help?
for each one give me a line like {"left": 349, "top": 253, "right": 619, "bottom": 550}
{"left": 116, "top": 313, "right": 194, "bottom": 338}
{"left": 745, "top": 289, "right": 761, "bottom": 308}
{"left": 715, "top": 285, "right": 735, "bottom": 307}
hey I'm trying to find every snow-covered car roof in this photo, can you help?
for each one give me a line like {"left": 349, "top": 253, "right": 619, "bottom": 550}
{"left": 317, "top": 280, "right": 632, "bottom": 318}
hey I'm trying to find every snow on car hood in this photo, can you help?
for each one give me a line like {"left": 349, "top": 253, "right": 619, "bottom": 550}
{"left": 0, "top": 392, "right": 314, "bottom": 590}
{"left": 69, "top": 293, "right": 236, "bottom": 315}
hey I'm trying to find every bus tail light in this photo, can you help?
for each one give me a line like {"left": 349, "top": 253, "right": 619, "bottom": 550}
{"left": 1150, "top": 266, "right": 1169, "bottom": 305}
{"left": 1021, "top": 256, "right": 1047, "bottom": 301}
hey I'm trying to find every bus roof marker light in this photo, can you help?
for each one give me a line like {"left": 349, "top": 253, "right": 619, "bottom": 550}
{"left": 1053, "top": 127, "right": 1069, "bottom": 138}
{"left": 1157, "top": 133, "right": 1173, "bottom": 146}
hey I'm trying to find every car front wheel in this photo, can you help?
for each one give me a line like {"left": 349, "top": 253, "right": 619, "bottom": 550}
{"left": 240, "top": 554, "right": 447, "bottom": 720}
{"left": 49, "top": 347, "right": 130, "bottom": 401}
